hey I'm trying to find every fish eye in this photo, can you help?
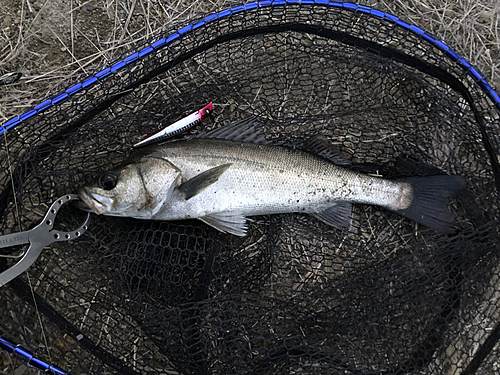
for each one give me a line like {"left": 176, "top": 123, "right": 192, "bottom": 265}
{"left": 99, "top": 173, "right": 118, "bottom": 190}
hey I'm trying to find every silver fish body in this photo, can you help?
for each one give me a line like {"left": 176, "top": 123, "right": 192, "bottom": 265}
{"left": 78, "top": 129, "right": 464, "bottom": 236}
{"left": 147, "top": 139, "right": 410, "bottom": 219}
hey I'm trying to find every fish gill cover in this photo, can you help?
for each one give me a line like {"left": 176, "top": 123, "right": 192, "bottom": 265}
{"left": 0, "top": 1, "right": 500, "bottom": 374}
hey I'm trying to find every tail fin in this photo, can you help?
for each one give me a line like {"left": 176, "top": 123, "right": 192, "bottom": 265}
{"left": 393, "top": 175, "right": 466, "bottom": 233}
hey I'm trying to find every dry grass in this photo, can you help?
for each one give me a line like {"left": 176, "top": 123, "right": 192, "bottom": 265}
{"left": 0, "top": 0, "right": 242, "bottom": 123}
{"left": 0, "top": 0, "right": 499, "bottom": 124}
{"left": 375, "top": 0, "right": 500, "bottom": 87}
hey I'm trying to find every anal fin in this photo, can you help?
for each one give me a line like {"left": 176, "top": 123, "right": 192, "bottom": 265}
{"left": 312, "top": 201, "right": 352, "bottom": 230}
{"left": 199, "top": 211, "right": 249, "bottom": 236}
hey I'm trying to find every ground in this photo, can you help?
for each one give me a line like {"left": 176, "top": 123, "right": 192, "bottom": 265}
{"left": 0, "top": 1, "right": 499, "bottom": 124}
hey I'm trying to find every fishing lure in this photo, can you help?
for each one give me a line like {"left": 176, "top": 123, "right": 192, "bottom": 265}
{"left": 133, "top": 102, "right": 213, "bottom": 147}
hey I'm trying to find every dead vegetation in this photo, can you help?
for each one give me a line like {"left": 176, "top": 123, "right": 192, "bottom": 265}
{"left": 0, "top": 0, "right": 499, "bottom": 124}
{"left": 0, "top": 0, "right": 241, "bottom": 123}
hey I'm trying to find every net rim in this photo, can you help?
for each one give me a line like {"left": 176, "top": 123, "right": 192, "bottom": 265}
{"left": 1, "top": 0, "right": 499, "bottom": 136}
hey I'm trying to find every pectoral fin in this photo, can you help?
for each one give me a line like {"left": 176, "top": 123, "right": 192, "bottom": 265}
{"left": 199, "top": 211, "right": 249, "bottom": 236}
{"left": 179, "top": 163, "right": 232, "bottom": 200}
{"left": 313, "top": 201, "right": 352, "bottom": 229}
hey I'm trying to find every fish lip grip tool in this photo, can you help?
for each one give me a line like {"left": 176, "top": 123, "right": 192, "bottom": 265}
{"left": 0, "top": 194, "right": 90, "bottom": 287}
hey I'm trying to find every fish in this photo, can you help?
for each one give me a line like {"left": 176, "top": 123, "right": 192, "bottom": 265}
{"left": 77, "top": 117, "right": 465, "bottom": 236}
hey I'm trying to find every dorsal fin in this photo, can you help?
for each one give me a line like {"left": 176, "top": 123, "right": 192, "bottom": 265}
{"left": 197, "top": 116, "right": 270, "bottom": 144}
{"left": 294, "top": 135, "right": 351, "bottom": 166}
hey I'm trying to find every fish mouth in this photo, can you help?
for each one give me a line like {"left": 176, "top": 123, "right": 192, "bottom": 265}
{"left": 77, "top": 188, "right": 112, "bottom": 215}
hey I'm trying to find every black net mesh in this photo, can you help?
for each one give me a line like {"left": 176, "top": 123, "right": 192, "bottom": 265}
{"left": 1, "top": 2, "right": 500, "bottom": 374}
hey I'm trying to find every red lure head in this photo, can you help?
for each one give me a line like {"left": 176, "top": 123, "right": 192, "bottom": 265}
{"left": 199, "top": 102, "right": 213, "bottom": 120}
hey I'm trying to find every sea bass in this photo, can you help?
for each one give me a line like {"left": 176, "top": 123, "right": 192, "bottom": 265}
{"left": 77, "top": 118, "right": 465, "bottom": 236}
